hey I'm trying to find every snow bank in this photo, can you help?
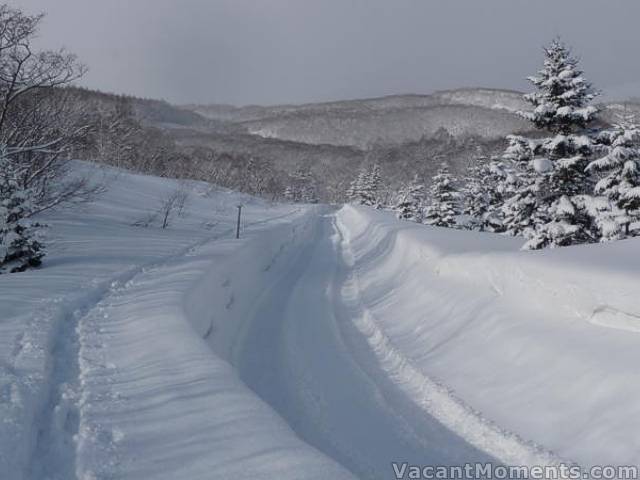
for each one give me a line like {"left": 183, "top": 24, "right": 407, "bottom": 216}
{"left": 0, "top": 163, "right": 353, "bottom": 480}
{"left": 335, "top": 205, "right": 640, "bottom": 467}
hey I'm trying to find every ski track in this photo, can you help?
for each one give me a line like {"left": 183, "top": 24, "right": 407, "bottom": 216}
{"left": 26, "top": 234, "right": 229, "bottom": 480}
{"left": 23, "top": 208, "right": 303, "bottom": 480}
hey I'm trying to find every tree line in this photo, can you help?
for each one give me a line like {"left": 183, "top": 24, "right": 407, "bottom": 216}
{"left": 344, "top": 40, "right": 640, "bottom": 249}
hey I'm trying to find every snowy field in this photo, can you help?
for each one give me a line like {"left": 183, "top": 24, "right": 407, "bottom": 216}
{"left": 0, "top": 164, "right": 352, "bottom": 480}
{"left": 1, "top": 165, "right": 639, "bottom": 480}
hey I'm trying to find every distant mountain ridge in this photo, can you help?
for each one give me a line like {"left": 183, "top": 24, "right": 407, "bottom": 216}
{"left": 182, "top": 88, "right": 532, "bottom": 149}
{"left": 184, "top": 88, "right": 527, "bottom": 122}
{"left": 65, "top": 86, "right": 211, "bottom": 128}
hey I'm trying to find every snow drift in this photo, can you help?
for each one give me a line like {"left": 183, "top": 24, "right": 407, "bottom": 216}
{"left": 335, "top": 205, "right": 640, "bottom": 467}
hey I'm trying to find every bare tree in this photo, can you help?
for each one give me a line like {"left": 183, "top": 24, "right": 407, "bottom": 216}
{"left": 0, "top": 4, "right": 93, "bottom": 272}
{"left": 159, "top": 186, "right": 189, "bottom": 229}
{"left": 91, "top": 96, "right": 141, "bottom": 170}
{"left": 134, "top": 185, "right": 190, "bottom": 229}
{"left": 0, "top": 6, "right": 84, "bottom": 125}
{"left": 0, "top": 4, "right": 93, "bottom": 213}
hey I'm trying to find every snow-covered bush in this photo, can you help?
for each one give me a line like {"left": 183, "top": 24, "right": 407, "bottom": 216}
{"left": 133, "top": 185, "right": 190, "bottom": 229}
{"left": 160, "top": 187, "right": 190, "bottom": 229}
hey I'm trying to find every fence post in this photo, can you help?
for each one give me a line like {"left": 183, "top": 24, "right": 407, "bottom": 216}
{"left": 236, "top": 205, "right": 243, "bottom": 239}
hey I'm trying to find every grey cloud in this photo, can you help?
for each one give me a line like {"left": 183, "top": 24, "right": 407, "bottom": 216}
{"left": 12, "top": 0, "right": 640, "bottom": 105}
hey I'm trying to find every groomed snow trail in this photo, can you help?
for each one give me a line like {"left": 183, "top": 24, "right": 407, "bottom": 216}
{"left": 25, "top": 228, "right": 239, "bottom": 480}
{"left": 234, "top": 212, "right": 557, "bottom": 479}
{"left": 17, "top": 207, "right": 357, "bottom": 480}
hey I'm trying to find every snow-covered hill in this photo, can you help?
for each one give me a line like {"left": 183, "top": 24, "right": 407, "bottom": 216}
{"left": 244, "top": 104, "right": 529, "bottom": 149}
{"left": 187, "top": 88, "right": 527, "bottom": 123}
{"left": 184, "top": 88, "right": 533, "bottom": 148}
{"left": 183, "top": 88, "right": 640, "bottom": 150}
{"left": 431, "top": 88, "right": 528, "bottom": 112}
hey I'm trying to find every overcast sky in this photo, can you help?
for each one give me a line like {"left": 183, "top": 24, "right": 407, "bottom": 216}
{"left": 12, "top": 0, "right": 640, "bottom": 106}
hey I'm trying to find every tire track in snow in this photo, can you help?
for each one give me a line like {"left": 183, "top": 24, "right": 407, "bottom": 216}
{"left": 236, "top": 213, "right": 489, "bottom": 479}
{"left": 333, "top": 214, "right": 569, "bottom": 468}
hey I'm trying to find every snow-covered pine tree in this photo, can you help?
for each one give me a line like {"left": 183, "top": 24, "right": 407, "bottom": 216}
{"left": 586, "top": 118, "right": 640, "bottom": 239}
{"left": 462, "top": 163, "right": 482, "bottom": 230}
{"left": 480, "top": 157, "right": 514, "bottom": 232}
{"left": 347, "top": 164, "right": 382, "bottom": 207}
{"left": 462, "top": 160, "right": 492, "bottom": 231}
{"left": 363, "top": 163, "right": 382, "bottom": 208}
{"left": 394, "top": 174, "right": 425, "bottom": 222}
{"left": 291, "top": 170, "right": 318, "bottom": 204}
{"left": 500, "top": 135, "right": 544, "bottom": 237}
{"left": 506, "top": 39, "right": 600, "bottom": 249}
{"left": 463, "top": 155, "right": 514, "bottom": 232}
{"left": 0, "top": 148, "right": 45, "bottom": 273}
{"left": 521, "top": 40, "right": 598, "bottom": 134}
{"left": 346, "top": 169, "right": 366, "bottom": 203}
{"left": 424, "top": 163, "right": 461, "bottom": 228}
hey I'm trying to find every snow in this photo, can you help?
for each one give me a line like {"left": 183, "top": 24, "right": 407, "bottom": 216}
{"left": 2, "top": 163, "right": 640, "bottom": 479}
{"left": 532, "top": 158, "right": 553, "bottom": 173}
{"left": 335, "top": 205, "right": 640, "bottom": 468}
{"left": 0, "top": 163, "right": 352, "bottom": 480}
{"left": 555, "top": 196, "right": 576, "bottom": 216}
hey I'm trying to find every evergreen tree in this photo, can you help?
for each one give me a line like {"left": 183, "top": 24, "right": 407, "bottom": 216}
{"left": 0, "top": 148, "right": 45, "bottom": 273}
{"left": 521, "top": 40, "right": 598, "bottom": 134}
{"left": 586, "top": 118, "right": 640, "bottom": 239}
{"left": 293, "top": 170, "right": 318, "bottom": 204}
{"left": 394, "top": 174, "right": 425, "bottom": 222}
{"left": 481, "top": 157, "right": 514, "bottom": 232}
{"left": 424, "top": 163, "right": 461, "bottom": 228}
{"left": 347, "top": 164, "right": 383, "bottom": 207}
{"left": 363, "top": 163, "right": 382, "bottom": 207}
{"left": 500, "top": 135, "right": 544, "bottom": 237}
{"left": 503, "top": 39, "right": 600, "bottom": 249}
{"left": 346, "top": 169, "right": 367, "bottom": 204}
{"left": 462, "top": 156, "right": 514, "bottom": 232}
{"left": 462, "top": 163, "right": 485, "bottom": 230}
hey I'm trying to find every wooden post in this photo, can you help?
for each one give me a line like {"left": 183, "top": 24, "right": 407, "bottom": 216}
{"left": 236, "top": 205, "right": 243, "bottom": 239}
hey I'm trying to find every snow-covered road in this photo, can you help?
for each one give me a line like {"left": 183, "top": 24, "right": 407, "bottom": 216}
{"left": 234, "top": 212, "right": 494, "bottom": 479}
